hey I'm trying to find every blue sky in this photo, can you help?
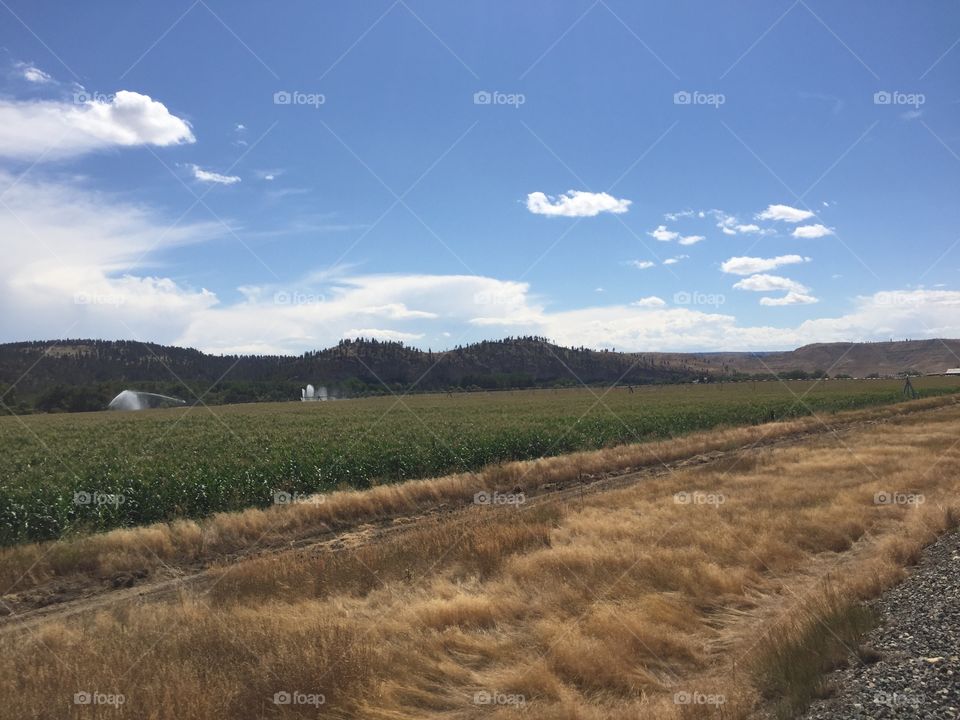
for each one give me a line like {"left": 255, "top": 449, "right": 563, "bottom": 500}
{"left": 1, "top": 0, "right": 959, "bottom": 354}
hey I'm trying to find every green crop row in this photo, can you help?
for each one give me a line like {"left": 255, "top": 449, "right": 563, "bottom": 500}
{"left": 0, "top": 378, "right": 957, "bottom": 545}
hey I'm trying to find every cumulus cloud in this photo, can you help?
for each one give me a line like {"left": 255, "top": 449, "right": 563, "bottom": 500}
{"left": 756, "top": 204, "right": 815, "bottom": 223}
{"left": 0, "top": 91, "right": 195, "bottom": 160}
{"left": 721, "top": 255, "right": 809, "bottom": 275}
{"left": 663, "top": 255, "right": 688, "bottom": 265}
{"left": 678, "top": 235, "right": 704, "bottom": 246}
{"left": 792, "top": 224, "right": 834, "bottom": 239}
{"left": 648, "top": 225, "right": 678, "bottom": 242}
{"left": 189, "top": 164, "right": 241, "bottom": 185}
{"left": 733, "top": 274, "right": 809, "bottom": 293}
{"left": 526, "top": 190, "right": 631, "bottom": 217}
{"left": 627, "top": 260, "right": 655, "bottom": 270}
{"left": 760, "top": 291, "right": 818, "bottom": 306}
{"left": 6, "top": 175, "right": 960, "bottom": 355}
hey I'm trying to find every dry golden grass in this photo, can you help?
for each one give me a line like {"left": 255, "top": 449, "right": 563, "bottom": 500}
{"left": 1, "top": 400, "right": 959, "bottom": 719}
{"left": 1, "top": 393, "right": 955, "bottom": 598}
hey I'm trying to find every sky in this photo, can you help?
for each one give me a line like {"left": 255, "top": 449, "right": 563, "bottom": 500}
{"left": 1, "top": 0, "right": 959, "bottom": 355}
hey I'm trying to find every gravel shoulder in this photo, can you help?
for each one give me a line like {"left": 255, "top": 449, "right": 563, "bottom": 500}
{"left": 801, "top": 528, "right": 960, "bottom": 720}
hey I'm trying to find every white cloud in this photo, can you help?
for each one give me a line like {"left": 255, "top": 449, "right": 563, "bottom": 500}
{"left": 6, "top": 175, "right": 960, "bottom": 355}
{"left": 792, "top": 224, "right": 834, "bottom": 239}
{"left": 733, "top": 274, "right": 809, "bottom": 293}
{"left": 632, "top": 296, "right": 666, "bottom": 307}
{"left": 19, "top": 64, "right": 53, "bottom": 84}
{"left": 760, "top": 291, "right": 818, "bottom": 306}
{"left": 664, "top": 209, "right": 694, "bottom": 221}
{"left": 0, "top": 91, "right": 195, "bottom": 160}
{"left": 526, "top": 190, "right": 631, "bottom": 217}
{"left": 678, "top": 234, "right": 704, "bottom": 246}
{"left": 721, "top": 255, "right": 809, "bottom": 275}
{"left": 756, "top": 204, "right": 815, "bottom": 223}
{"left": 663, "top": 255, "right": 688, "bottom": 265}
{"left": 628, "top": 260, "right": 655, "bottom": 270}
{"left": 190, "top": 164, "right": 241, "bottom": 185}
{"left": 648, "top": 225, "right": 678, "bottom": 242}
{"left": 706, "top": 210, "right": 770, "bottom": 236}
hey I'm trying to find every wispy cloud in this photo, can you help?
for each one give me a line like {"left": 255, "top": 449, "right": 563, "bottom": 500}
{"left": 721, "top": 255, "right": 810, "bottom": 275}
{"left": 189, "top": 164, "right": 241, "bottom": 185}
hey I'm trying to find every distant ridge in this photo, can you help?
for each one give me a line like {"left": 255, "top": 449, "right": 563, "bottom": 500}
{"left": 1, "top": 337, "right": 957, "bottom": 413}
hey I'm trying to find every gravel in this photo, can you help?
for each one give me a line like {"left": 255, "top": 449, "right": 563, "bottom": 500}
{"left": 801, "top": 529, "right": 960, "bottom": 720}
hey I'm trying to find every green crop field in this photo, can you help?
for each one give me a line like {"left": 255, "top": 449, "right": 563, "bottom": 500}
{"left": 1, "top": 377, "right": 958, "bottom": 545}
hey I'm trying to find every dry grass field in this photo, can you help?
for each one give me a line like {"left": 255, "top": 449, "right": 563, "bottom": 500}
{"left": 2, "top": 398, "right": 959, "bottom": 719}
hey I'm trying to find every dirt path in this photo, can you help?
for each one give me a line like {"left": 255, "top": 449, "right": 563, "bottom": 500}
{"left": 0, "top": 403, "right": 946, "bottom": 637}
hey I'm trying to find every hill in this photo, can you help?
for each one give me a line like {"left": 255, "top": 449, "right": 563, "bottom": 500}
{"left": 663, "top": 339, "right": 960, "bottom": 378}
{"left": 2, "top": 337, "right": 957, "bottom": 414}
{"left": 0, "top": 337, "right": 700, "bottom": 413}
